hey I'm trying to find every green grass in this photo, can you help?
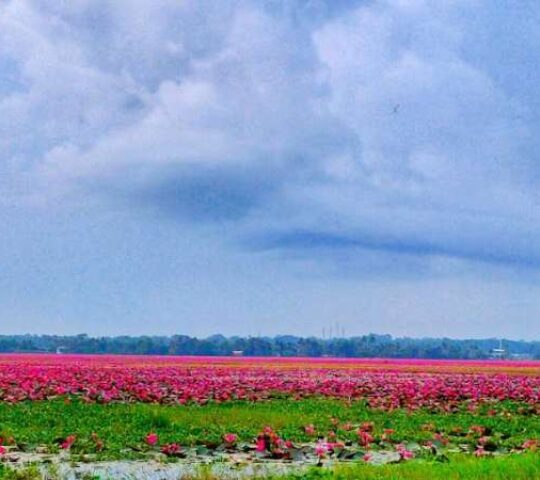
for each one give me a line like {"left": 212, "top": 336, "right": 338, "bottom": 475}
{"left": 288, "top": 454, "right": 540, "bottom": 480}
{"left": 0, "top": 398, "right": 537, "bottom": 460}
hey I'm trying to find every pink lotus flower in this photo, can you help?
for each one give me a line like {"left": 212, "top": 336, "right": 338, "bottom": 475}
{"left": 145, "top": 432, "right": 158, "bottom": 446}
{"left": 478, "top": 436, "right": 491, "bottom": 446}
{"left": 273, "top": 437, "right": 284, "bottom": 448}
{"left": 474, "top": 446, "right": 488, "bottom": 457}
{"left": 223, "top": 433, "right": 237, "bottom": 444}
{"left": 0, "top": 446, "right": 6, "bottom": 455}
{"left": 396, "top": 443, "right": 414, "bottom": 460}
{"left": 314, "top": 441, "right": 328, "bottom": 457}
{"left": 358, "top": 430, "right": 374, "bottom": 447}
{"left": 400, "top": 449, "right": 414, "bottom": 460}
{"left": 255, "top": 437, "right": 266, "bottom": 452}
{"left": 470, "top": 425, "right": 485, "bottom": 436}
{"left": 433, "top": 433, "right": 448, "bottom": 445}
{"left": 161, "top": 443, "right": 181, "bottom": 456}
{"left": 0, "top": 354, "right": 537, "bottom": 416}
{"left": 522, "top": 439, "right": 538, "bottom": 451}
{"left": 304, "top": 424, "right": 315, "bottom": 435}
{"left": 360, "top": 422, "right": 374, "bottom": 432}
{"left": 61, "top": 435, "right": 76, "bottom": 450}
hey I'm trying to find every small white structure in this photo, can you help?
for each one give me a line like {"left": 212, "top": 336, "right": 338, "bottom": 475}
{"left": 490, "top": 339, "right": 506, "bottom": 359}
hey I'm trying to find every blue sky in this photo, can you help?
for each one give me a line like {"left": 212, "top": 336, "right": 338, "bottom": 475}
{"left": 1, "top": 0, "right": 540, "bottom": 339}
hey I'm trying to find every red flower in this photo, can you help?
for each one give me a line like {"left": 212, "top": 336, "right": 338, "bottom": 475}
{"left": 256, "top": 437, "right": 266, "bottom": 452}
{"left": 522, "top": 439, "right": 538, "bottom": 451}
{"left": 474, "top": 446, "right": 488, "bottom": 457}
{"left": 396, "top": 443, "right": 414, "bottom": 460}
{"left": 145, "top": 432, "right": 158, "bottom": 446}
{"left": 304, "top": 424, "right": 315, "bottom": 435}
{"left": 223, "top": 433, "right": 237, "bottom": 444}
{"left": 358, "top": 430, "right": 374, "bottom": 447}
{"left": 161, "top": 443, "right": 181, "bottom": 456}
{"left": 314, "top": 441, "right": 328, "bottom": 457}
{"left": 61, "top": 435, "right": 76, "bottom": 450}
{"left": 360, "top": 422, "right": 374, "bottom": 432}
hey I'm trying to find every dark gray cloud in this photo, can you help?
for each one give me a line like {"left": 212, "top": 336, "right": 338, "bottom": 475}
{"left": 133, "top": 167, "right": 279, "bottom": 223}
{"left": 252, "top": 229, "right": 540, "bottom": 270}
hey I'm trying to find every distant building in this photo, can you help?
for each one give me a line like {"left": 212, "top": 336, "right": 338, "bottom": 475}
{"left": 232, "top": 350, "right": 244, "bottom": 357}
{"left": 490, "top": 339, "right": 506, "bottom": 359}
{"left": 491, "top": 348, "right": 506, "bottom": 359}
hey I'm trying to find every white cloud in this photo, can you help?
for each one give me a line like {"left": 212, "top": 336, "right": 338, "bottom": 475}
{"left": 1, "top": 0, "right": 540, "bottom": 271}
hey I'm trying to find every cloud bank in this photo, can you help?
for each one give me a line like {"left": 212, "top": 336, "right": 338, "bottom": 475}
{"left": 2, "top": 0, "right": 540, "bottom": 337}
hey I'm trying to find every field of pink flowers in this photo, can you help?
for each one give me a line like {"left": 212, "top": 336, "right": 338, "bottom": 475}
{"left": 0, "top": 354, "right": 538, "bottom": 411}
{"left": 0, "top": 354, "right": 537, "bottom": 474}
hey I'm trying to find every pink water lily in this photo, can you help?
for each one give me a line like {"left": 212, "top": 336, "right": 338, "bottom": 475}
{"left": 255, "top": 437, "right": 266, "bottom": 452}
{"left": 522, "top": 439, "right": 538, "bottom": 451}
{"left": 474, "top": 446, "right": 488, "bottom": 457}
{"left": 304, "top": 424, "right": 316, "bottom": 435}
{"left": 223, "top": 433, "right": 238, "bottom": 444}
{"left": 396, "top": 443, "right": 414, "bottom": 460}
{"left": 358, "top": 430, "right": 374, "bottom": 447}
{"left": 61, "top": 435, "right": 76, "bottom": 450}
{"left": 161, "top": 443, "right": 181, "bottom": 456}
{"left": 145, "top": 432, "right": 158, "bottom": 446}
{"left": 0, "top": 354, "right": 535, "bottom": 414}
{"left": 314, "top": 441, "right": 329, "bottom": 457}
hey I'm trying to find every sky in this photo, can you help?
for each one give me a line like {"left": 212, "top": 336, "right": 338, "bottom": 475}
{"left": 1, "top": 0, "right": 540, "bottom": 339}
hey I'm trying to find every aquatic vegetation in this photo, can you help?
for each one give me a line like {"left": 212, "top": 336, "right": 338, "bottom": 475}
{"left": 0, "top": 354, "right": 537, "bottom": 474}
{"left": 0, "top": 354, "right": 537, "bottom": 411}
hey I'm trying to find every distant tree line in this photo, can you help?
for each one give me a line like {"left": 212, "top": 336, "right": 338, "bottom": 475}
{"left": 0, "top": 334, "right": 538, "bottom": 359}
